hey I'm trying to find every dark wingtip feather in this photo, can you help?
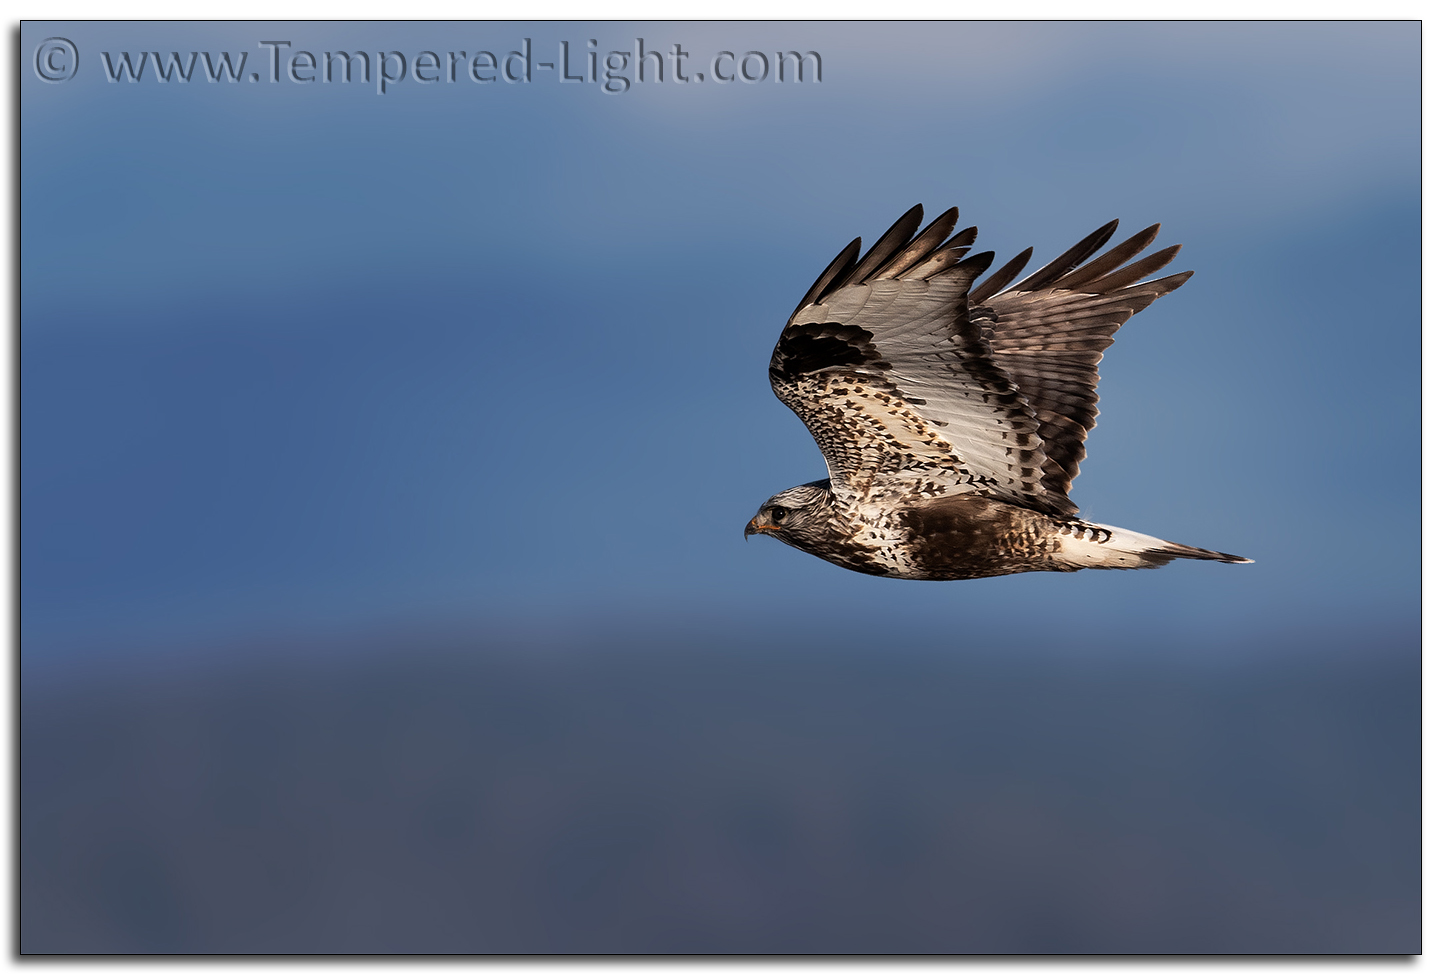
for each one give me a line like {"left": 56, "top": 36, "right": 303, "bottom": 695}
{"left": 1010, "top": 220, "right": 1120, "bottom": 294}
{"left": 1151, "top": 268, "right": 1194, "bottom": 293}
{"left": 968, "top": 247, "right": 1033, "bottom": 303}
{"left": 1052, "top": 223, "right": 1161, "bottom": 292}
{"left": 875, "top": 207, "right": 960, "bottom": 280}
{"left": 791, "top": 236, "right": 861, "bottom": 317}
{"left": 839, "top": 205, "right": 926, "bottom": 289}
{"left": 898, "top": 222, "right": 981, "bottom": 281}
{"left": 1084, "top": 244, "right": 1184, "bottom": 294}
{"left": 951, "top": 250, "right": 996, "bottom": 291}
{"left": 947, "top": 226, "right": 978, "bottom": 249}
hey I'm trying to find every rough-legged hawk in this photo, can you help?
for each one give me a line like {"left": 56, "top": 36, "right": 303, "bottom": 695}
{"left": 746, "top": 205, "right": 1251, "bottom": 580}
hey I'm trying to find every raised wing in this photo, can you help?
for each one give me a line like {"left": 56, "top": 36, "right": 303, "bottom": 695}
{"left": 770, "top": 205, "right": 1060, "bottom": 513}
{"left": 968, "top": 223, "right": 1192, "bottom": 504}
{"left": 769, "top": 206, "right": 1191, "bottom": 516}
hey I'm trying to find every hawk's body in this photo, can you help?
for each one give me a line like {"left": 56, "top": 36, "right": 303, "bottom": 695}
{"left": 746, "top": 205, "right": 1250, "bottom": 579}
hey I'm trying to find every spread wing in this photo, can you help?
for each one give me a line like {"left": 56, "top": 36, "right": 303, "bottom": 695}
{"left": 768, "top": 206, "right": 1191, "bottom": 516}
{"left": 968, "top": 223, "right": 1192, "bottom": 504}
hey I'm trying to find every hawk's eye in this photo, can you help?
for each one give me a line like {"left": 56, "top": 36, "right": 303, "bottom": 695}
{"left": 770, "top": 506, "right": 788, "bottom": 524}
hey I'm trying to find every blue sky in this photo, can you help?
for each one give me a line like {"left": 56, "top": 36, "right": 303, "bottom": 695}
{"left": 21, "top": 21, "right": 1420, "bottom": 664}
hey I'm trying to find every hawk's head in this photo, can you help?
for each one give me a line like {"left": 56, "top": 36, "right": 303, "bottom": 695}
{"left": 745, "top": 480, "right": 835, "bottom": 551}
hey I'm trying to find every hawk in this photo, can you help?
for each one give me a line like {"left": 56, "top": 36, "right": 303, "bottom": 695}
{"left": 745, "top": 205, "right": 1251, "bottom": 580}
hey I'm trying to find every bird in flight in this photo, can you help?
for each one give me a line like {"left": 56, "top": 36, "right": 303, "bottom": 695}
{"left": 746, "top": 205, "right": 1251, "bottom": 580}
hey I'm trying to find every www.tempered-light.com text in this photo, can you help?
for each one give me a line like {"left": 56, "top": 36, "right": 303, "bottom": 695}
{"left": 91, "top": 40, "right": 823, "bottom": 94}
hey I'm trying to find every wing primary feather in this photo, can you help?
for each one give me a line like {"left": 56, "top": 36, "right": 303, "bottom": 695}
{"left": 874, "top": 207, "right": 959, "bottom": 280}
{"left": 791, "top": 236, "right": 862, "bottom": 316}
{"left": 1124, "top": 268, "right": 1193, "bottom": 296}
{"left": 837, "top": 204, "right": 926, "bottom": 288}
{"left": 968, "top": 247, "right": 1033, "bottom": 302}
{"left": 1009, "top": 220, "right": 1120, "bottom": 293}
{"left": 900, "top": 226, "right": 980, "bottom": 281}
{"left": 947, "top": 226, "right": 979, "bottom": 250}
{"left": 1082, "top": 245, "right": 1183, "bottom": 294}
{"left": 1050, "top": 224, "right": 1160, "bottom": 292}
{"left": 949, "top": 250, "right": 996, "bottom": 290}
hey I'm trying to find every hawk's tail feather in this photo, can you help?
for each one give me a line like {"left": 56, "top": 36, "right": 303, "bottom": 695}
{"left": 1051, "top": 521, "right": 1252, "bottom": 571}
{"left": 1149, "top": 540, "right": 1253, "bottom": 566}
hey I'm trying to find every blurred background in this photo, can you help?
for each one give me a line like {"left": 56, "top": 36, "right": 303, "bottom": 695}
{"left": 20, "top": 21, "right": 1419, "bottom": 952}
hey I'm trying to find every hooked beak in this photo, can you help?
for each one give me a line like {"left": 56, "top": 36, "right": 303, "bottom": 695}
{"left": 744, "top": 517, "right": 772, "bottom": 540}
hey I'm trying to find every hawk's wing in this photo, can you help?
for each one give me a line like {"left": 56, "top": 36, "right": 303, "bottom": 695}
{"left": 968, "top": 223, "right": 1192, "bottom": 504}
{"left": 769, "top": 206, "right": 1190, "bottom": 516}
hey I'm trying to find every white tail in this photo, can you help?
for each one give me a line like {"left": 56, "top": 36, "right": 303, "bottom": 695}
{"left": 1051, "top": 521, "right": 1252, "bottom": 571}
